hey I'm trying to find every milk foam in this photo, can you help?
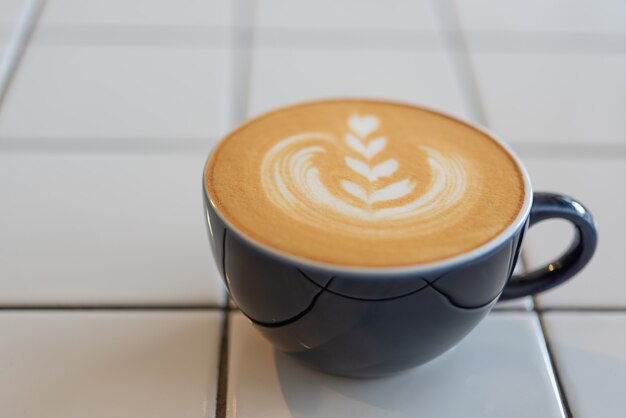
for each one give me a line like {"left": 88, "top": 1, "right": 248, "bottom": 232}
{"left": 261, "top": 114, "right": 467, "bottom": 237}
{"left": 206, "top": 100, "right": 525, "bottom": 267}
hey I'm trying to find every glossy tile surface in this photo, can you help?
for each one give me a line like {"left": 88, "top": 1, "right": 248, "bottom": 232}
{"left": 227, "top": 312, "right": 563, "bottom": 418}
{"left": 248, "top": 47, "right": 467, "bottom": 118}
{"left": 0, "top": 311, "right": 222, "bottom": 418}
{"left": 40, "top": 0, "right": 230, "bottom": 27}
{"left": 0, "top": 0, "right": 25, "bottom": 60}
{"left": 0, "top": 0, "right": 26, "bottom": 25}
{"left": 0, "top": 31, "right": 9, "bottom": 64}
{"left": 254, "top": 0, "right": 436, "bottom": 32}
{"left": 455, "top": 0, "right": 626, "bottom": 34}
{"left": 523, "top": 159, "right": 625, "bottom": 308}
{"left": 0, "top": 40, "right": 227, "bottom": 140}
{"left": 470, "top": 52, "right": 626, "bottom": 145}
{"left": 494, "top": 297, "right": 533, "bottom": 310}
{"left": 543, "top": 312, "right": 626, "bottom": 418}
{"left": 0, "top": 153, "right": 224, "bottom": 306}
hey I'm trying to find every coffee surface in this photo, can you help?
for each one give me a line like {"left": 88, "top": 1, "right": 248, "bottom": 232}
{"left": 206, "top": 100, "right": 525, "bottom": 267}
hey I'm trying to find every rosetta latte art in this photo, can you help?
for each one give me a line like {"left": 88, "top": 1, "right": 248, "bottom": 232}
{"left": 261, "top": 114, "right": 468, "bottom": 236}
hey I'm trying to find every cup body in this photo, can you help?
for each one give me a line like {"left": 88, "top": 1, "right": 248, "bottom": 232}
{"left": 203, "top": 186, "right": 529, "bottom": 377}
{"left": 202, "top": 101, "right": 542, "bottom": 377}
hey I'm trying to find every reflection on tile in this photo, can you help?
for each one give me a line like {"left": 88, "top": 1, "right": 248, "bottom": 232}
{"left": 0, "top": 42, "right": 227, "bottom": 140}
{"left": 523, "top": 159, "right": 624, "bottom": 308}
{"left": 40, "top": 0, "right": 230, "bottom": 27}
{"left": 254, "top": 0, "right": 436, "bottom": 32}
{"left": 543, "top": 312, "right": 626, "bottom": 418}
{"left": 0, "top": 311, "right": 222, "bottom": 417}
{"left": 455, "top": 0, "right": 626, "bottom": 34}
{"left": 0, "top": 153, "right": 224, "bottom": 306}
{"left": 227, "top": 312, "right": 563, "bottom": 418}
{"left": 495, "top": 297, "right": 533, "bottom": 310}
{"left": 471, "top": 52, "right": 626, "bottom": 145}
{"left": 248, "top": 47, "right": 467, "bottom": 118}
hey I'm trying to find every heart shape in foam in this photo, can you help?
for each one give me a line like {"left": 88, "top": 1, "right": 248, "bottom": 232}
{"left": 349, "top": 114, "right": 379, "bottom": 138}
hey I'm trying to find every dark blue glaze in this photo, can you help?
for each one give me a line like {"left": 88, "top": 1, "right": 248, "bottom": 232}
{"left": 500, "top": 192, "right": 598, "bottom": 300}
{"left": 203, "top": 190, "right": 596, "bottom": 377}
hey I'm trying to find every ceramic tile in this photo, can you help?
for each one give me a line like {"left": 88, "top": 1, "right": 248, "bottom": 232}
{"left": 494, "top": 297, "right": 533, "bottom": 310}
{"left": 543, "top": 312, "right": 626, "bottom": 418}
{"left": 0, "top": 153, "right": 224, "bottom": 306}
{"left": 248, "top": 47, "right": 467, "bottom": 119}
{"left": 0, "top": 41, "right": 228, "bottom": 140}
{"left": 0, "top": 0, "right": 26, "bottom": 61}
{"left": 522, "top": 159, "right": 624, "bottom": 308}
{"left": 227, "top": 312, "right": 564, "bottom": 418}
{"left": 254, "top": 0, "right": 436, "bottom": 32}
{"left": 0, "top": 30, "right": 9, "bottom": 65}
{"left": 0, "top": 310, "right": 222, "bottom": 418}
{"left": 0, "top": 0, "right": 26, "bottom": 26}
{"left": 39, "top": 0, "right": 230, "bottom": 27}
{"left": 470, "top": 52, "right": 626, "bottom": 145}
{"left": 454, "top": 0, "right": 626, "bottom": 34}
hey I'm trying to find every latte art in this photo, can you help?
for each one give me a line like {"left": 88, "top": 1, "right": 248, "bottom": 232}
{"left": 206, "top": 100, "right": 525, "bottom": 267}
{"left": 261, "top": 115, "right": 468, "bottom": 236}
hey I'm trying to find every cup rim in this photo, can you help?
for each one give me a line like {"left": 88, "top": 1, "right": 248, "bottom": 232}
{"left": 203, "top": 98, "right": 533, "bottom": 276}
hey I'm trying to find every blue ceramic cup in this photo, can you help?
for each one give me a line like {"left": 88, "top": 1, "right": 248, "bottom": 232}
{"left": 202, "top": 106, "right": 597, "bottom": 378}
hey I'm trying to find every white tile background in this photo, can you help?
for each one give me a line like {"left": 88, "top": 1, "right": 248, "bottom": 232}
{"left": 227, "top": 312, "right": 563, "bottom": 418}
{"left": 0, "top": 0, "right": 624, "bottom": 416}
{"left": 0, "top": 311, "right": 222, "bottom": 417}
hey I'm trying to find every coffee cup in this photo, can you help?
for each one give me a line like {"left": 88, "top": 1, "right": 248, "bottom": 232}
{"left": 202, "top": 99, "right": 597, "bottom": 377}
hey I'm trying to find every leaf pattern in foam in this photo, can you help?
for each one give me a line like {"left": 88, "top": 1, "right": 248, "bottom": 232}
{"left": 369, "top": 179, "right": 415, "bottom": 203}
{"left": 371, "top": 159, "right": 398, "bottom": 179}
{"left": 341, "top": 180, "right": 368, "bottom": 203}
{"left": 344, "top": 134, "right": 387, "bottom": 159}
{"left": 345, "top": 157, "right": 374, "bottom": 181}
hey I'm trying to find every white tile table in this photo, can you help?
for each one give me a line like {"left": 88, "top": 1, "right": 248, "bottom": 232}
{"left": 253, "top": 0, "right": 437, "bottom": 33}
{"left": 226, "top": 312, "right": 564, "bottom": 418}
{"left": 0, "top": 152, "right": 224, "bottom": 306}
{"left": 0, "top": 310, "right": 222, "bottom": 418}
{"left": 454, "top": 0, "right": 626, "bottom": 34}
{"left": 0, "top": 40, "right": 228, "bottom": 140}
{"left": 248, "top": 47, "right": 468, "bottom": 119}
{"left": 543, "top": 312, "right": 626, "bottom": 418}
{"left": 39, "top": 0, "right": 231, "bottom": 27}
{"left": 469, "top": 52, "right": 626, "bottom": 145}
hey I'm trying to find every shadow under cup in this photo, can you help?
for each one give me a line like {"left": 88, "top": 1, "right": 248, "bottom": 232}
{"left": 202, "top": 126, "right": 597, "bottom": 379}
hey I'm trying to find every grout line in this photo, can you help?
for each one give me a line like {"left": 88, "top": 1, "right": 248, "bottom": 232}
{"left": 214, "top": 310, "right": 230, "bottom": 418}
{"left": 430, "top": 0, "right": 487, "bottom": 124}
{"left": 0, "top": 0, "right": 45, "bottom": 111}
{"left": 536, "top": 304, "right": 574, "bottom": 418}
{"left": 0, "top": 305, "right": 225, "bottom": 311}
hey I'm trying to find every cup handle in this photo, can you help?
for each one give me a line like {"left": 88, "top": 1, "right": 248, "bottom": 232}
{"left": 500, "top": 192, "right": 598, "bottom": 301}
